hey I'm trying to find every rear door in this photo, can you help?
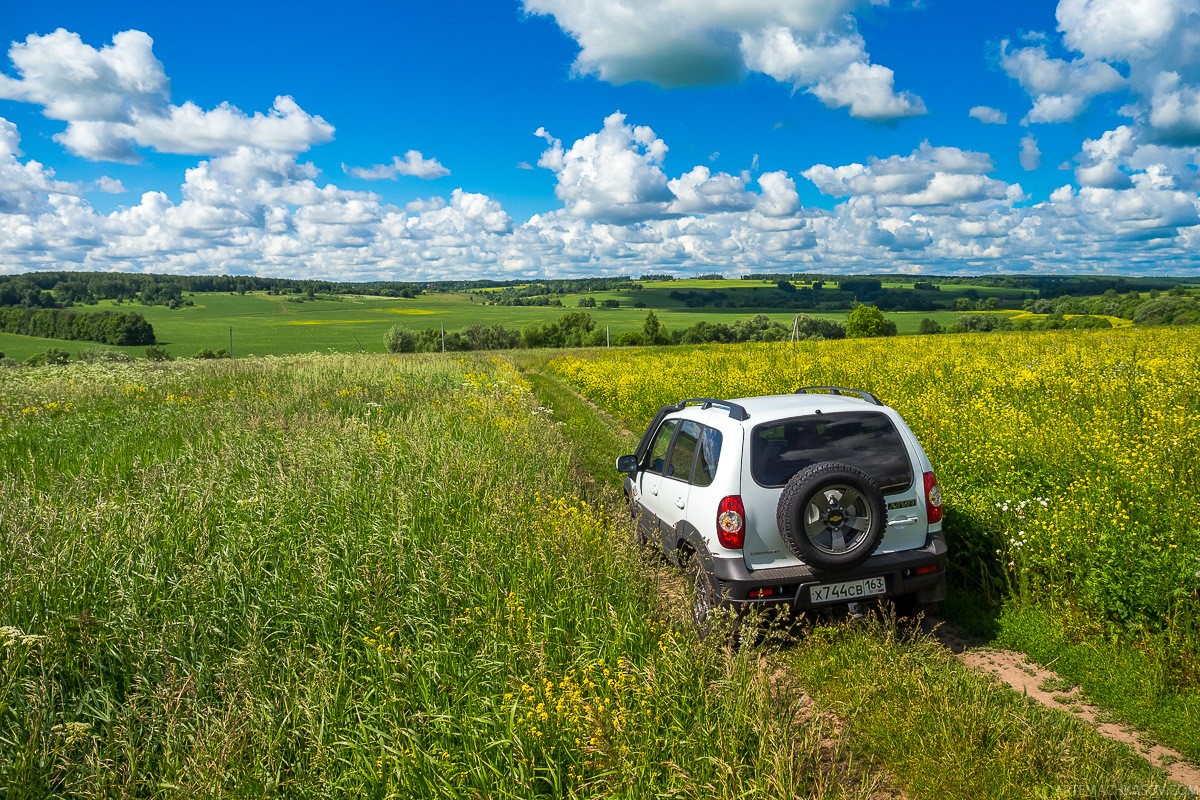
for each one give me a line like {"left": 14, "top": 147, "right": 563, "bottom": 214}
{"left": 654, "top": 420, "right": 704, "bottom": 545}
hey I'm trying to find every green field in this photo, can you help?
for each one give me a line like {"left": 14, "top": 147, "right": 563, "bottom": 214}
{"left": 0, "top": 352, "right": 1174, "bottom": 797}
{"left": 0, "top": 290, "right": 1008, "bottom": 362}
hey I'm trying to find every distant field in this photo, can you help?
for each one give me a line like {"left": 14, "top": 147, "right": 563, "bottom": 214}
{"left": 0, "top": 291, "right": 1009, "bottom": 360}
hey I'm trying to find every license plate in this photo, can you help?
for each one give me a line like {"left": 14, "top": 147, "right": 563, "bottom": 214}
{"left": 808, "top": 576, "right": 887, "bottom": 605}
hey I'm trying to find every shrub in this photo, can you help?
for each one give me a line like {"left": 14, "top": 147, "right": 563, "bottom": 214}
{"left": 385, "top": 326, "right": 419, "bottom": 353}
{"left": 24, "top": 348, "right": 70, "bottom": 366}
{"left": 918, "top": 318, "right": 944, "bottom": 334}
{"left": 77, "top": 348, "right": 133, "bottom": 363}
{"left": 846, "top": 305, "right": 897, "bottom": 338}
{"left": 145, "top": 346, "right": 173, "bottom": 361}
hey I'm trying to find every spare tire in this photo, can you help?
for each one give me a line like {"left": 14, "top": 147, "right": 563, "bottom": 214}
{"left": 776, "top": 462, "right": 887, "bottom": 572}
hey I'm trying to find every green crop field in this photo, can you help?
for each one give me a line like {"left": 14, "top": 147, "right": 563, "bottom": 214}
{"left": 0, "top": 290, "right": 1013, "bottom": 362}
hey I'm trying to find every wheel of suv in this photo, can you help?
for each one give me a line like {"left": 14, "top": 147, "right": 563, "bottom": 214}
{"left": 776, "top": 462, "right": 887, "bottom": 572}
{"left": 688, "top": 560, "right": 719, "bottom": 637}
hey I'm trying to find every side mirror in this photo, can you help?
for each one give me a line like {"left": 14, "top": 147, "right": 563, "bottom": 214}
{"left": 615, "top": 455, "right": 638, "bottom": 475}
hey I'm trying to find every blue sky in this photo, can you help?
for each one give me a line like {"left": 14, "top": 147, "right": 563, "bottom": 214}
{"left": 2, "top": 0, "right": 1200, "bottom": 280}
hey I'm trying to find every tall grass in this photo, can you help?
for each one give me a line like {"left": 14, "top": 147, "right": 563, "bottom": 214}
{"left": 549, "top": 329, "right": 1200, "bottom": 759}
{"left": 1, "top": 354, "right": 882, "bottom": 797}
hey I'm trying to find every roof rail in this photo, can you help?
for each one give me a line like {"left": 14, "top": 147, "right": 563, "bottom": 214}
{"left": 677, "top": 397, "right": 750, "bottom": 421}
{"left": 794, "top": 386, "right": 882, "bottom": 406}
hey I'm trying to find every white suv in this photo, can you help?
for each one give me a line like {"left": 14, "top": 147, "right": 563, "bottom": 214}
{"left": 616, "top": 387, "right": 947, "bottom": 628}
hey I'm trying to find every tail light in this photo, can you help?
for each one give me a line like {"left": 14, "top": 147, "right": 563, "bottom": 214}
{"left": 716, "top": 496, "right": 745, "bottom": 550}
{"left": 924, "top": 471, "right": 943, "bottom": 524}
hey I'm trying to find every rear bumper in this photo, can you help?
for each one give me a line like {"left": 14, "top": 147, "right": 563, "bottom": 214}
{"left": 708, "top": 530, "right": 948, "bottom": 611}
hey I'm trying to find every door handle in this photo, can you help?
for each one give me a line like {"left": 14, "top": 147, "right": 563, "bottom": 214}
{"left": 888, "top": 515, "right": 919, "bottom": 527}
{"left": 650, "top": 486, "right": 658, "bottom": 496}
{"left": 675, "top": 497, "right": 685, "bottom": 509}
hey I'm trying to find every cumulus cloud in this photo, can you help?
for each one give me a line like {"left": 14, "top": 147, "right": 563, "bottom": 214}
{"left": 522, "top": 0, "right": 925, "bottom": 121}
{"left": 1020, "top": 134, "right": 1042, "bottom": 170}
{"left": 999, "top": 39, "right": 1126, "bottom": 123}
{"left": 1003, "top": 0, "right": 1200, "bottom": 144}
{"left": 803, "top": 142, "right": 1020, "bottom": 208}
{"left": 344, "top": 150, "right": 450, "bottom": 180}
{"left": 666, "top": 166, "right": 754, "bottom": 215}
{"left": 0, "top": 117, "right": 79, "bottom": 215}
{"left": 5, "top": 107, "right": 1200, "bottom": 279}
{"left": 0, "top": 29, "right": 333, "bottom": 161}
{"left": 739, "top": 27, "right": 926, "bottom": 120}
{"left": 970, "top": 106, "right": 1008, "bottom": 124}
{"left": 90, "top": 176, "right": 125, "bottom": 193}
{"left": 535, "top": 112, "right": 675, "bottom": 224}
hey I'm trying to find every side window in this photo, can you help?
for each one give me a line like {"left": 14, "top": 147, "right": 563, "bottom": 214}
{"left": 694, "top": 427, "right": 723, "bottom": 487}
{"left": 666, "top": 420, "right": 702, "bottom": 481}
{"left": 641, "top": 419, "right": 678, "bottom": 475}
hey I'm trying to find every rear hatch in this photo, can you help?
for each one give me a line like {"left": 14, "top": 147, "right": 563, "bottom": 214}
{"left": 740, "top": 409, "right": 927, "bottom": 570}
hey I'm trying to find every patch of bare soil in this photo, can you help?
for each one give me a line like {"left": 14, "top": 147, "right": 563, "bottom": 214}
{"left": 929, "top": 618, "right": 1200, "bottom": 792}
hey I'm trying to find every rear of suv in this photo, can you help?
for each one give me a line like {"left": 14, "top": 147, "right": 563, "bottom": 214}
{"left": 616, "top": 387, "right": 947, "bottom": 629}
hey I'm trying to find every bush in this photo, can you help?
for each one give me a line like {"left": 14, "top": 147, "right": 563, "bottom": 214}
{"left": 793, "top": 314, "right": 846, "bottom": 340}
{"left": 145, "top": 346, "right": 173, "bottom": 361}
{"left": 918, "top": 318, "right": 944, "bottom": 334}
{"left": 24, "top": 348, "right": 70, "bottom": 366}
{"left": 77, "top": 348, "right": 132, "bottom": 363}
{"left": 193, "top": 348, "right": 217, "bottom": 359}
{"left": 846, "top": 305, "right": 897, "bottom": 338}
{"left": 385, "top": 326, "right": 419, "bottom": 353}
{"left": 1133, "top": 296, "right": 1199, "bottom": 326}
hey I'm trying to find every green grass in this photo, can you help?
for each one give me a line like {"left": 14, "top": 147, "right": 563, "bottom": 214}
{"left": 516, "top": 353, "right": 1182, "bottom": 798}
{"left": 994, "top": 604, "right": 1200, "bottom": 762}
{"left": 783, "top": 611, "right": 1170, "bottom": 800}
{"left": 0, "top": 353, "right": 886, "bottom": 798}
{"left": 0, "top": 291, "right": 1015, "bottom": 362}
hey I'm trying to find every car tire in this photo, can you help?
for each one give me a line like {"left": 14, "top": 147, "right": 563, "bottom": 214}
{"left": 776, "top": 461, "right": 887, "bottom": 572}
{"left": 688, "top": 560, "right": 719, "bottom": 638}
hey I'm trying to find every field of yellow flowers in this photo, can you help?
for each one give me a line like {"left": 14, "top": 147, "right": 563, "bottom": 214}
{"left": 551, "top": 329, "right": 1200, "bottom": 639}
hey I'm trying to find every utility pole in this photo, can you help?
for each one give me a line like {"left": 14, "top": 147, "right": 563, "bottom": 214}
{"left": 606, "top": 325, "right": 610, "bottom": 347}
{"left": 441, "top": 323, "right": 445, "bottom": 353}
{"left": 229, "top": 326, "right": 233, "bottom": 357}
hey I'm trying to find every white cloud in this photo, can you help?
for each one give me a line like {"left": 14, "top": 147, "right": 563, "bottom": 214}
{"left": 803, "top": 142, "right": 1015, "bottom": 208}
{"left": 344, "top": 150, "right": 450, "bottom": 180}
{"left": 0, "top": 117, "right": 79, "bottom": 215}
{"left": 1148, "top": 72, "right": 1200, "bottom": 144}
{"left": 999, "top": 40, "right": 1126, "bottom": 123}
{"left": 536, "top": 111, "right": 675, "bottom": 224}
{"left": 90, "top": 176, "right": 125, "bottom": 193}
{"left": 1006, "top": 0, "right": 1200, "bottom": 143}
{"left": 666, "top": 166, "right": 754, "bottom": 215}
{"left": 1020, "top": 134, "right": 1042, "bottom": 170}
{"left": 5, "top": 109, "right": 1200, "bottom": 279}
{"left": 739, "top": 26, "right": 926, "bottom": 120}
{"left": 970, "top": 106, "right": 1008, "bottom": 124}
{"left": 522, "top": 0, "right": 925, "bottom": 121}
{"left": 0, "top": 29, "right": 333, "bottom": 161}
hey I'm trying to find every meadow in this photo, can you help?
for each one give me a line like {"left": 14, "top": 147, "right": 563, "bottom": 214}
{"left": 0, "top": 289, "right": 999, "bottom": 363}
{"left": 0, "top": 351, "right": 1175, "bottom": 797}
{"left": 550, "top": 327, "right": 1200, "bottom": 758}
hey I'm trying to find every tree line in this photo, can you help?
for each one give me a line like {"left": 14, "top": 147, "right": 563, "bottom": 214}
{"left": 0, "top": 307, "right": 156, "bottom": 346}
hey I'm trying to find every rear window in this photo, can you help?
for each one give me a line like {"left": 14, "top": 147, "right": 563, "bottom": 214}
{"left": 751, "top": 411, "right": 913, "bottom": 492}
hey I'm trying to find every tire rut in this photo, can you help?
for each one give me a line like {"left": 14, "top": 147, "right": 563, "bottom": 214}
{"left": 929, "top": 617, "right": 1200, "bottom": 791}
